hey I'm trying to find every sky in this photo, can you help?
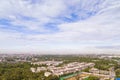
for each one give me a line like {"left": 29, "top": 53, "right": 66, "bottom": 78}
{"left": 0, "top": 0, "right": 120, "bottom": 54}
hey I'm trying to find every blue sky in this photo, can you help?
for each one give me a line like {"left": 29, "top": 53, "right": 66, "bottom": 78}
{"left": 0, "top": 0, "right": 120, "bottom": 54}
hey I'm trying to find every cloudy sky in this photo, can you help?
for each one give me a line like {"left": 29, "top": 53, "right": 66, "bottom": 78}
{"left": 0, "top": 0, "right": 120, "bottom": 54}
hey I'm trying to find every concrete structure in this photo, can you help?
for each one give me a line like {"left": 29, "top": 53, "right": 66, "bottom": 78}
{"left": 89, "top": 68, "right": 109, "bottom": 75}
{"left": 36, "top": 67, "right": 47, "bottom": 72}
{"left": 62, "top": 72, "right": 113, "bottom": 80}
{"left": 44, "top": 72, "right": 52, "bottom": 77}
{"left": 30, "top": 62, "right": 95, "bottom": 76}
{"left": 30, "top": 67, "right": 36, "bottom": 73}
{"left": 31, "top": 61, "right": 63, "bottom": 66}
{"left": 50, "top": 62, "right": 95, "bottom": 76}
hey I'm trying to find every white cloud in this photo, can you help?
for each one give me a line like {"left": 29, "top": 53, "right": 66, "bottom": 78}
{"left": 0, "top": 0, "right": 120, "bottom": 53}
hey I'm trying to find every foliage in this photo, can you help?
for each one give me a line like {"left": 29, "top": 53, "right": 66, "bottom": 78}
{"left": 85, "top": 76, "right": 99, "bottom": 80}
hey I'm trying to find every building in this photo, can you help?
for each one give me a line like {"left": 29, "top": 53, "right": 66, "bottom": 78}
{"left": 50, "top": 62, "right": 95, "bottom": 76}
{"left": 31, "top": 61, "right": 63, "bottom": 66}
{"left": 30, "top": 67, "right": 36, "bottom": 73}
{"left": 44, "top": 72, "right": 52, "bottom": 77}
{"left": 36, "top": 67, "right": 47, "bottom": 72}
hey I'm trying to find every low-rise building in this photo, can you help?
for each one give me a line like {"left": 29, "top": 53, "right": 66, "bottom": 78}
{"left": 31, "top": 61, "right": 63, "bottom": 66}
{"left": 89, "top": 68, "right": 109, "bottom": 75}
{"left": 36, "top": 67, "right": 47, "bottom": 72}
{"left": 50, "top": 62, "right": 95, "bottom": 76}
{"left": 44, "top": 72, "right": 52, "bottom": 77}
{"left": 30, "top": 67, "right": 36, "bottom": 73}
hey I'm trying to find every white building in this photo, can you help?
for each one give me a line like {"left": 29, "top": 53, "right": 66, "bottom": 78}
{"left": 36, "top": 67, "right": 47, "bottom": 72}
{"left": 50, "top": 62, "right": 95, "bottom": 76}
{"left": 31, "top": 61, "right": 63, "bottom": 66}
{"left": 44, "top": 72, "right": 52, "bottom": 77}
{"left": 30, "top": 67, "right": 36, "bottom": 73}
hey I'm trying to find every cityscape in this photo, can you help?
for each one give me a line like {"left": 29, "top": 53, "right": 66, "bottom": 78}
{"left": 0, "top": 0, "right": 120, "bottom": 80}
{"left": 0, "top": 54, "right": 120, "bottom": 80}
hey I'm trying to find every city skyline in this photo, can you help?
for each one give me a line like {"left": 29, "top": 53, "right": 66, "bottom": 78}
{"left": 0, "top": 0, "right": 120, "bottom": 53}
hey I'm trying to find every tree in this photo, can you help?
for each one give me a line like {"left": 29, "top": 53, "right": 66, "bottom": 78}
{"left": 86, "top": 76, "right": 99, "bottom": 80}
